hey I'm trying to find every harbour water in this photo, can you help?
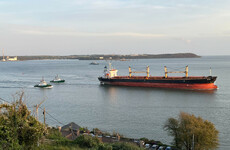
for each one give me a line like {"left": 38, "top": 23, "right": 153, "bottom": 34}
{"left": 0, "top": 56, "right": 229, "bottom": 149}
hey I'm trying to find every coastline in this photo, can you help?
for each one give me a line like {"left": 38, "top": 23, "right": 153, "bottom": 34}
{"left": 0, "top": 53, "right": 200, "bottom": 61}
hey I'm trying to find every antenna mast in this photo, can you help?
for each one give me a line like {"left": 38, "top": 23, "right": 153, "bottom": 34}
{"left": 34, "top": 99, "right": 45, "bottom": 120}
{"left": 2, "top": 48, "right": 5, "bottom": 61}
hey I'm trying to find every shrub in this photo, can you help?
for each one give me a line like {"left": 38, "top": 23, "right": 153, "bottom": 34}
{"left": 112, "top": 142, "right": 143, "bottom": 150}
{"left": 0, "top": 91, "right": 44, "bottom": 149}
{"left": 140, "top": 137, "right": 149, "bottom": 143}
{"left": 74, "top": 135, "right": 100, "bottom": 148}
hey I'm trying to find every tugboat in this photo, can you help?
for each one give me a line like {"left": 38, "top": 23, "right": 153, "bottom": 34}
{"left": 50, "top": 75, "right": 65, "bottom": 83}
{"left": 34, "top": 77, "right": 53, "bottom": 88}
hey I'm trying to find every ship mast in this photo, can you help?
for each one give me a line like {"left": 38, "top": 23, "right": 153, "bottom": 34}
{"left": 129, "top": 66, "right": 132, "bottom": 77}
{"left": 128, "top": 66, "right": 150, "bottom": 77}
{"left": 164, "top": 66, "right": 189, "bottom": 78}
{"left": 109, "top": 62, "right": 112, "bottom": 70}
{"left": 2, "top": 48, "right": 5, "bottom": 61}
{"left": 146, "top": 66, "right": 150, "bottom": 77}
{"left": 210, "top": 67, "right": 212, "bottom": 76}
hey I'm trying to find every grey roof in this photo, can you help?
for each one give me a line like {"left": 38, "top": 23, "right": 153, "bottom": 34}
{"left": 61, "top": 122, "right": 81, "bottom": 131}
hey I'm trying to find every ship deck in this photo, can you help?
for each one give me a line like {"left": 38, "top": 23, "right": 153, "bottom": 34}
{"left": 112, "top": 76, "right": 213, "bottom": 80}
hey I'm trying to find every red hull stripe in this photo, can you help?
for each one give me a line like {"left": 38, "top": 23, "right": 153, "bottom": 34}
{"left": 103, "top": 82, "right": 218, "bottom": 90}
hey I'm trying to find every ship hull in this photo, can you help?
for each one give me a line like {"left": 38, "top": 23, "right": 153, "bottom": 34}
{"left": 50, "top": 80, "right": 65, "bottom": 83}
{"left": 98, "top": 76, "right": 218, "bottom": 90}
{"left": 34, "top": 84, "right": 53, "bottom": 88}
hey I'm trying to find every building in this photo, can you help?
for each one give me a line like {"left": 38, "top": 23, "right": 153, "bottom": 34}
{"left": 6, "top": 56, "right": 17, "bottom": 61}
{"left": 59, "top": 122, "right": 81, "bottom": 140}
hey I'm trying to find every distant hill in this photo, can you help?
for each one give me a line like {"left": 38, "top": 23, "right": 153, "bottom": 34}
{"left": 76, "top": 53, "right": 200, "bottom": 60}
{"left": 3, "top": 53, "right": 200, "bottom": 61}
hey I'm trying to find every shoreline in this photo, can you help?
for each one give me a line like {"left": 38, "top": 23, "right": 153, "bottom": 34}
{"left": 0, "top": 53, "right": 200, "bottom": 61}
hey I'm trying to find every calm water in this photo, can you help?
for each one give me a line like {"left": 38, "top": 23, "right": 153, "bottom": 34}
{"left": 0, "top": 56, "right": 229, "bottom": 149}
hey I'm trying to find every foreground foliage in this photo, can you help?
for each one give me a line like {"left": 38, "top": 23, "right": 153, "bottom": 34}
{"left": 0, "top": 92, "right": 45, "bottom": 150}
{"left": 164, "top": 112, "right": 219, "bottom": 150}
{"left": 0, "top": 92, "right": 148, "bottom": 150}
{"left": 42, "top": 129, "right": 143, "bottom": 150}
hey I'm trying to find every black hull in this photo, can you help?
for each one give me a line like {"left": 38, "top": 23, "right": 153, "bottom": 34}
{"left": 98, "top": 76, "right": 217, "bottom": 84}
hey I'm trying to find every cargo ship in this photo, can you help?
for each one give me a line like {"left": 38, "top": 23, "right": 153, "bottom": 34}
{"left": 98, "top": 64, "right": 218, "bottom": 90}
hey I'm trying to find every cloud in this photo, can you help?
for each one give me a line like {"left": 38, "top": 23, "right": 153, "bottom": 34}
{"left": 221, "top": 30, "right": 230, "bottom": 37}
{"left": 172, "top": 37, "right": 192, "bottom": 44}
{"left": 184, "top": 39, "right": 192, "bottom": 44}
{"left": 15, "top": 28, "right": 165, "bottom": 38}
{"left": 62, "top": 0, "right": 169, "bottom": 10}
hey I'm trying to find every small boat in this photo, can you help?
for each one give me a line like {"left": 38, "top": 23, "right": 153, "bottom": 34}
{"left": 120, "top": 58, "right": 127, "bottom": 61}
{"left": 90, "top": 62, "right": 99, "bottom": 65}
{"left": 50, "top": 75, "right": 65, "bottom": 83}
{"left": 34, "top": 77, "right": 53, "bottom": 88}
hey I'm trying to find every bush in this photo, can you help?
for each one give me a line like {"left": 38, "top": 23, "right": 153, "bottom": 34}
{"left": 93, "top": 128, "right": 102, "bottom": 135}
{"left": 37, "top": 144, "right": 85, "bottom": 150}
{"left": 112, "top": 142, "right": 143, "bottom": 150}
{"left": 98, "top": 143, "right": 113, "bottom": 150}
{"left": 0, "top": 91, "right": 45, "bottom": 150}
{"left": 140, "top": 137, "right": 149, "bottom": 143}
{"left": 46, "top": 127, "right": 67, "bottom": 141}
{"left": 74, "top": 135, "right": 101, "bottom": 148}
{"left": 79, "top": 127, "right": 89, "bottom": 133}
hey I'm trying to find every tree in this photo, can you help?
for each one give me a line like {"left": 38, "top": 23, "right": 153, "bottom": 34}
{"left": 0, "top": 91, "right": 45, "bottom": 149}
{"left": 164, "top": 112, "right": 219, "bottom": 150}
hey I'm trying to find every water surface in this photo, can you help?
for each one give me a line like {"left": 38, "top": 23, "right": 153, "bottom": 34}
{"left": 0, "top": 56, "right": 229, "bottom": 149}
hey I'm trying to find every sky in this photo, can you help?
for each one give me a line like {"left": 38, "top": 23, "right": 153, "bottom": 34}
{"left": 0, "top": 0, "right": 230, "bottom": 56}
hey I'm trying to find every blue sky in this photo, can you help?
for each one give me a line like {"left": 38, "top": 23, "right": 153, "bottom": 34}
{"left": 0, "top": 0, "right": 230, "bottom": 55}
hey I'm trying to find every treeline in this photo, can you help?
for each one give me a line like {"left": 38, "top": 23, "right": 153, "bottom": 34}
{"left": 77, "top": 53, "right": 200, "bottom": 60}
